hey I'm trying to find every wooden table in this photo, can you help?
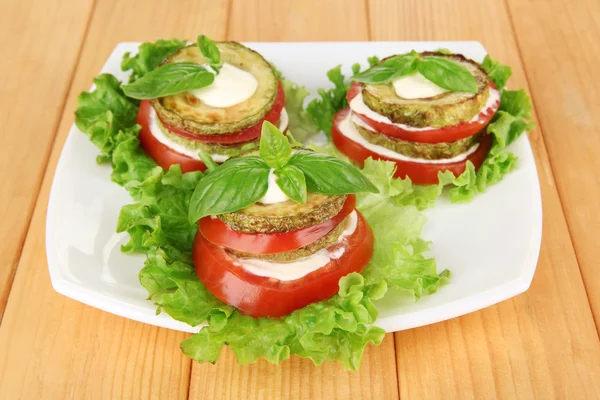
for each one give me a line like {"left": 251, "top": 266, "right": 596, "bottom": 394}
{"left": 1, "top": 0, "right": 599, "bottom": 398}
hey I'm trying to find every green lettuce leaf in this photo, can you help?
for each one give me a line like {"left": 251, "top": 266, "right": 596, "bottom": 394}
{"left": 121, "top": 38, "right": 187, "bottom": 82}
{"left": 110, "top": 126, "right": 157, "bottom": 190}
{"left": 356, "top": 159, "right": 450, "bottom": 296}
{"left": 117, "top": 166, "right": 203, "bottom": 252}
{"left": 278, "top": 57, "right": 378, "bottom": 140}
{"left": 181, "top": 274, "right": 387, "bottom": 370}
{"left": 306, "top": 66, "right": 348, "bottom": 137}
{"left": 75, "top": 74, "right": 138, "bottom": 163}
{"left": 482, "top": 55, "right": 512, "bottom": 91}
{"left": 280, "top": 78, "right": 320, "bottom": 142}
{"left": 444, "top": 86, "right": 535, "bottom": 202}
{"left": 141, "top": 248, "right": 233, "bottom": 327}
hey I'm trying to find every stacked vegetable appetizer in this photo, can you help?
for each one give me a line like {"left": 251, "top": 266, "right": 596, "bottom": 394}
{"left": 125, "top": 37, "right": 287, "bottom": 172}
{"left": 332, "top": 51, "right": 501, "bottom": 184}
{"left": 188, "top": 123, "right": 377, "bottom": 317}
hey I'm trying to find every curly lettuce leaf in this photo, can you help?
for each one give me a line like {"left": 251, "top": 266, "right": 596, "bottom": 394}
{"left": 141, "top": 248, "right": 233, "bottom": 327}
{"left": 121, "top": 38, "right": 187, "bottom": 82}
{"left": 444, "top": 86, "right": 535, "bottom": 202}
{"left": 280, "top": 78, "right": 320, "bottom": 142}
{"left": 182, "top": 274, "right": 387, "bottom": 370}
{"left": 482, "top": 55, "right": 512, "bottom": 91}
{"left": 280, "top": 56, "right": 378, "bottom": 139}
{"left": 117, "top": 166, "right": 203, "bottom": 252}
{"left": 357, "top": 159, "right": 450, "bottom": 297}
{"left": 357, "top": 158, "right": 445, "bottom": 211}
{"left": 306, "top": 66, "right": 348, "bottom": 137}
{"left": 110, "top": 126, "right": 157, "bottom": 190}
{"left": 75, "top": 74, "right": 138, "bottom": 163}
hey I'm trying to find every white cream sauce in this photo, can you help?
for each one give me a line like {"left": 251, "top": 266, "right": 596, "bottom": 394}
{"left": 191, "top": 63, "right": 258, "bottom": 108}
{"left": 340, "top": 111, "right": 480, "bottom": 164}
{"left": 234, "top": 211, "right": 358, "bottom": 281}
{"left": 348, "top": 86, "right": 501, "bottom": 132}
{"left": 392, "top": 72, "right": 448, "bottom": 99}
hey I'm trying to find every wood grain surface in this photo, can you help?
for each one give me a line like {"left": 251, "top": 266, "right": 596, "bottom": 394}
{"left": 1, "top": 0, "right": 599, "bottom": 398}
{"left": 0, "top": 0, "right": 94, "bottom": 319}
{"left": 506, "top": 0, "right": 600, "bottom": 331}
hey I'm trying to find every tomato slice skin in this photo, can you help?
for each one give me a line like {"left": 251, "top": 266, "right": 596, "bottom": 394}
{"left": 137, "top": 100, "right": 207, "bottom": 173}
{"left": 331, "top": 108, "right": 492, "bottom": 185}
{"left": 192, "top": 211, "right": 373, "bottom": 318}
{"left": 199, "top": 195, "right": 356, "bottom": 254}
{"left": 158, "top": 80, "right": 286, "bottom": 144}
{"left": 347, "top": 82, "right": 499, "bottom": 143}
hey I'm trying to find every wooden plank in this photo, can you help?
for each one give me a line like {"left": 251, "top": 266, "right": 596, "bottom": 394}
{"left": 368, "top": 0, "right": 600, "bottom": 397}
{"left": 506, "top": 0, "right": 600, "bottom": 330}
{"left": 0, "top": 0, "right": 94, "bottom": 318}
{"left": 0, "top": 0, "right": 229, "bottom": 399}
{"left": 188, "top": 1, "right": 400, "bottom": 399}
{"left": 190, "top": 335, "right": 398, "bottom": 400}
{"left": 227, "top": 0, "right": 369, "bottom": 41}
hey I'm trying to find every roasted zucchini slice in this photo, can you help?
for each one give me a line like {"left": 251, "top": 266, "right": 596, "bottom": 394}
{"left": 151, "top": 42, "right": 277, "bottom": 135}
{"left": 361, "top": 52, "right": 491, "bottom": 128}
{"left": 218, "top": 193, "right": 347, "bottom": 234}
{"left": 354, "top": 121, "right": 483, "bottom": 159}
{"left": 228, "top": 221, "right": 346, "bottom": 262}
{"left": 155, "top": 115, "right": 258, "bottom": 156}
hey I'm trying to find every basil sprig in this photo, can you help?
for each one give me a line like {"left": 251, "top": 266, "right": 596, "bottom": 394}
{"left": 197, "top": 34, "right": 222, "bottom": 73}
{"left": 122, "top": 34, "right": 222, "bottom": 99}
{"left": 352, "top": 51, "right": 478, "bottom": 94}
{"left": 188, "top": 122, "right": 378, "bottom": 222}
{"left": 188, "top": 157, "right": 270, "bottom": 223}
{"left": 122, "top": 63, "right": 214, "bottom": 99}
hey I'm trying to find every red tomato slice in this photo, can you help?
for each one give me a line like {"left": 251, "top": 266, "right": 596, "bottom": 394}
{"left": 137, "top": 100, "right": 207, "bottom": 173}
{"left": 331, "top": 108, "right": 492, "bottom": 185}
{"left": 158, "top": 80, "right": 286, "bottom": 144}
{"left": 347, "top": 82, "right": 500, "bottom": 143}
{"left": 192, "top": 210, "right": 373, "bottom": 318}
{"left": 199, "top": 195, "right": 357, "bottom": 254}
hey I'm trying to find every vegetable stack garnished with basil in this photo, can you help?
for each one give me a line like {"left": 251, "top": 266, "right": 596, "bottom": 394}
{"left": 188, "top": 121, "right": 378, "bottom": 318}
{"left": 332, "top": 51, "right": 502, "bottom": 184}
{"left": 123, "top": 35, "right": 287, "bottom": 173}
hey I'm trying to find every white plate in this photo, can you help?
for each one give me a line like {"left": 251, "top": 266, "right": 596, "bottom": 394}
{"left": 46, "top": 42, "right": 542, "bottom": 333}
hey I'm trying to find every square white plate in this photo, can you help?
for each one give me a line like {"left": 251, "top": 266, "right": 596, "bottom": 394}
{"left": 46, "top": 42, "right": 542, "bottom": 333}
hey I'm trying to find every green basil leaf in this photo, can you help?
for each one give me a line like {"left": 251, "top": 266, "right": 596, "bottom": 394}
{"left": 417, "top": 56, "right": 478, "bottom": 93}
{"left": 288, "top": 151, "right": 378, "bottom": 195}
{"left": 351, "top": 51, "right": 419, "bottom": 84}
{"left": 188, "top": 156, "right": 270, "bottom": 222}
{"left": 122, "top": 62, "right": 214, "bottom": 100}
{"left": 198, "top": 151, "right": 218, "bottom": 172}
{"left": 197, "top": 35, "right": 222, "bottom": 72}
{"left": 259, "top": 121, "right": 292, "bottom": 168}
{"left": 275, "top": 165, "right": 307, "bottom": 204}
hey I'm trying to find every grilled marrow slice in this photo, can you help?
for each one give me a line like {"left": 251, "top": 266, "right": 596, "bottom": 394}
{"left": 155, "top": 117, "right": 258, "bottom": 156}
{"left": 354, "top": 122, "right": 483, "bottom": 159}
{"left": 218, "top": 193, "right": 347, "bottom": 234}
{"left": 151, "top": 42, "right": 277, "bottom": 135}
{"left": 361, "top": 52, "right": 491, "bottom": 128}
{"left": 229, "top": 221, "right": 346, "bottom": 262}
